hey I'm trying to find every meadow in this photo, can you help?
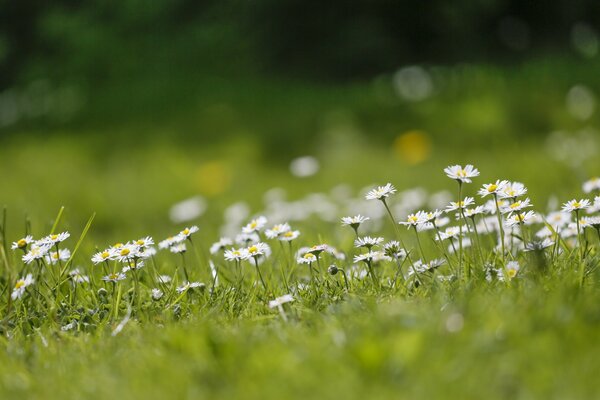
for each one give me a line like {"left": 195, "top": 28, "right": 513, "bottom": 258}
{"left": 1, "top": 57, "right": 600, "bottom": 400}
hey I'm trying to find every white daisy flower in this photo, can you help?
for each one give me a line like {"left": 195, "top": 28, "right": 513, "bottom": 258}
{"left": 399, "top": 212, "right": 426, "bottom": 228}
{"left": 505, "top": 211, "right": 537, "bottom": 228}
{"left": 583, "top": 177, "right": 600, "bottom": 193}
{"left": 463, "top": 206, "right": 486, "bottom": 218}
{"left": 169, "top": 243, "right": 187, "bottom": 254}
{"left": 444, "top": 164, "right": 480, "bottom": 183}
{"left": 242, "top": 216, "right": 268, "bottom": 234}
{"left": 246, "top": 242, "right": 270, "bottom": 259}
{"left": 307, "top": 244, "right": 329, "bottom": 256}
{"left": 268, "top": 294, "right": 294, "bottom": 309}
{"left": 69, "top": 268, "right": 89, "bottom": 284}
{"left": 134, "top": 236, "right": 154, "bottom": 248}
{"left": 341, "top": 215, "right": 370, "bottom": 229}
{"left": 235, "top": 231, "right": 260, "bottom": 245}
{"left": 545, "top": 211, "right": 572, "bottom": 229}
{"left": 583, "top": 216, "right": 600, "bottom": 229}
{"left": 39, "top": 231, "right": 70, "bottom": 246}
{"left": 588, "top": 196, "right": 600, "bottom": 213}
{"left": 44, "top": 248, "right": 71, "bottom": 265}
{"left": 224, "top": 248, "right": 248, "bottom": 261}
{"left": 102, "top": 272, "right": 127, "bottom": 283}
{"left": 210, "top": 237, "right": 233, "bottom": 254}
{"left": 121, "top": 261, "right": 145, "bottom": 273}
{"left": 407, "top": 259, "right": 445, "bottom": 276}
{"left": 562, "top": 199, "right": 591, "bottom": 213}
{"left": 436, "top": 226, "right": 463, "bottom": 241}
{"left": 524, "top": 238, "right": 555, "bottom": 252}
{"left": 297, "top": 252, "right": 317, "bottom": 264}
{"left": 179, "top": 226, "right": 200, "bottom": 240}
{"left": 353, "top": 251, "right": 385, "bottom": 264}
{"left": 157, "top": 275, "right": 172, "bottom": 284}
{"left": 11, "top": 274, "right": 34, "bottom": 300}
{"left": 22, "top": 244, "right": 52, "bottom": 264}
{"left": 365, "top": 183, "right": 397, "bottom": 201}
{"left": 498, "top": 182, "right": 528, "bottom": 199}
{"left": 265, "top": 223, "right": 291, "bottom": 239}
{"left": 354, "top": 236, "right": 384, "bottom": 249}
{"left": 139, "top": 247, "right": 157, "bottom": 259}
{"left": 116, "top": 243, "right": 141, "bottom": 262}
{"left": 278, "top": 230, "right": 300, "bottom": 242}
{"left": 445, "top": 197, "right": 475, "bottom": 212}
{"left": 499, "top": 261, "right": 520, "bottom": 281}
{"left": 383, "top": 241, "right": 406, "bottom": 259}
{"left": 158, "top": 236, "right": 183, "bottom": 250}
{"left": 176, "top": 281, "right": 205, "bottom": 293}
{"left": 501, "top": 198, "right": 533, "bottom": 214}
{"left": 151, "top": 288, "right": 164, "bottom": 300}
{"left": 11, "top": 235, "right": 34, "bottom": 250}
{"left": 478, "top": 180, "right": 509, "bottom": 197}
{"left": 92, "top": 248, "right": 117, "bottom": 264}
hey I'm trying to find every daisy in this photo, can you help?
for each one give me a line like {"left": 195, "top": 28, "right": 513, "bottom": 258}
{"left": 246, "top": 242, "right": 270, "bottom": 259}
{"left": 169, "top": 243, "right": 187, "bottom": 254}
{"left": 407, "top": 259, "right": 445, "bottom": 277}
{"left": 11, "top": 235, "right": 34, "bottom": 250}
{"left": 135, "top": 236, "right": 154, "bottom": 248}
{"left": 341, "top": 215, "right": 370, "bottom": 230}
{"left": 224, "top": 248, "right": 247, "bottom": 262}
{"left": 445, "top": 197, "right": 475, "bottom": 212}
{"left": 583, "top": 177, "right": 600, "bottom": 193}
{"left": 139, "top": 247, "right": 157, "bottom": 259}
{"left": 353, "top": 251, "right": 385, "bottom": 264}
{"left": 210, "top": 237, "right": 233, "bottom": 254}
{"left": 121, "top": 261, "right": 145, "bottom": 273}
{"left": 583, "top": 216, "right": 600, "bottom": 229}
{"left": 383, "top": 241, "right": 407, "bottom": 260}
{"left": 307, "top": 244, "right": 329, "bottom": 256}
{"left": 157, "top": 275, "right": 172, "bottom": 284}
{"left": 151, "top": 288, "right": 164, "bottom": 300}
{"left": 545, "top": 211, "right": 571, "bottom": 229}
{"left": 498, "top": 182, "right": 527, "bottom": 199}
{"left": 399, "top": 212, "right": 426, "bottom": 228}
{"left": 524, "top": 238, "right": 555, "bottom": 252}
{"left": 278, "top": 230, "right": 300, "bottom": 242}
{"left": 116, "top": 243, "right": 141, "bottom": 262}
{"left": 562, "top": 199, "right": 591, "bottom": 213}
{"left": 365, "top": 183, "right": 397, "bottom": 201}
{"left": 22, "top": 244, "right": 52, "bottom": 264}
{"left": 297, "top": 252, "right": 317, "bottom": 264}
{"left": 436, "top": 226, "right": 463, "bottom": 241}
{"left": 588, "top": 196, "right": 600, "bottom": 213}
{"left": 39, "top": 232, "right": 70, "bottom": 246}
{"left": 444, "top": 164, "right": 479, "bottom": 183}
{"left": 354, "top": 236, "right": 384, "bottom": 249}
{"left": 505, "top": 211, "right": 537, "bottom": 228}
{"left": 11, "top": 274, "right": 34, "bottom": 300}
{"left": 92, "top": 248, "right": 117, "bottom": 264}
{"left": 69, "top": 268, "right": 90, "bottom": 284}
{"left": 235, "top": 232, "right": 260, "bottom": 245}
{"left": 268, "top": 294, "right": 294, "bottom": 309}
{"left": 501, "top": 198, "right": 533, "bottom": 214}
{"left": 45, "top": 248, "right": 71, "bottom": 265}
{"left": 179, "top": 226, "right": 199, "bottom": 240}
{"left": 176, "top": 281, "right": 205, "bottom": 293}
{"left": 478, "top": 180, "right": 509, "bottom": 197}
{"left": 242, "top": 217, "right": 268, "bottom": 234}
{"left": 464, "top": 206, "right": 486, "bottom": 218}
{"left": 265, "top": 223, "right": 291, "bottom": 239}
{"left": 499, "top": 261, "right": 520, "bottom": 281}
{"left": 102, "top": 272, "right": 127, "bottom": 283}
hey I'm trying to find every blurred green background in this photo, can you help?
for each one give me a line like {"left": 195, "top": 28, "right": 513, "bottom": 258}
{"left": 0, "top": 0, "right": 599, "bottom": 241}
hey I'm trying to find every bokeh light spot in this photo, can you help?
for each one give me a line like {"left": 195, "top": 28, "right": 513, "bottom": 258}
{"left": 393, "top": 130, "right": 432, "bottom": 165}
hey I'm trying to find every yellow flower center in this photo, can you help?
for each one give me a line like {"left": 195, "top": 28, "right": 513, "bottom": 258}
{"left": 51, "top": 234, "right": 58, "bottom": 241}
{"left": 573, "top": 202, "right": 581, "bottom": 208}
{"left": 136, "top": 240, "right": 145, "bottom": 246}
{"left": 52, "top": 253, "right": 59, "bottom": 259}
{"left": 457, "top": 169, "right": 467, "bottom": 177}
{"left": 250, "top": 222, "right": 257, "bottom": 229}
{"left": 182, "top": 228, "right": 190, "bottom": 236}
{"left": 17, "top": 239, "right": 27, "bottom": 248}
{"left": 120, "top": 248, "right": 130, "bottom": 256}
{"left": 248, "top": 245, "right": 258, "bottom": 254}
{"left": 14, "top": 280, "right": 25, "bottom": 289}
{"left": 101, "top": 251, "right": 110, "bottom": 259}
{"left": 510, "top": 202, "right": 521, "bottom": 209}
{"left": 113, "top": 243, "right": 123, "bottom": 249}
{"left": 408, "top": 216, "right": 419, "bottom": 223}
{"left": 507, "top": 269, "right": 517, "bottom": 278}
{"left": 487, "top": 184, "right": 497, "bottom": 192}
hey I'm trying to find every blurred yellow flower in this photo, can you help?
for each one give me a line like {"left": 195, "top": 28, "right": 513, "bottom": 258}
{"left": 195, "top": 161, "right": 232, "bottom": 196}
{"left": 393, "top": 130, "right": 432, "bottom": 165}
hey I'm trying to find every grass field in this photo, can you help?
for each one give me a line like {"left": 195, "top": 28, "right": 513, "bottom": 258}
{"left": 1, "top": 57, "right": 600, "bottom": 399}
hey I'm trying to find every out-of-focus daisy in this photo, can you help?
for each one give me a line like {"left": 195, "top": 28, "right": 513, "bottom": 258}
{"left": 224, "top": 248, "right": 247, "bottom": 262}
{"left": 176, "top": 281, "right": 205, "bottom": 293}
{"left": 499, "top": 261, "right": 520, "bottom": 281}
{"left": 501, "top": 198, "right": 533, "bottom": 214}
{"left": 407, "top": 259, "right": 445, "bottom": 277}
{"left": 365, "top": 183, "right": 397, "bottom": 201}
{"left": 151, "top": 288, "right": 164, "bottom": 300}
{"left": 12, "top": 274, "right": 34, "bottom": 300}
{"left": 69, "top": 268, "right": 90, "bottom": 284}
{"left": 445, "top": 197, "right": 475, "bottom": 212}
{"left": 354, "top": 236, "right": 384, "bottom": 249}
{"left": 92, "top": 248, "right": 117, "bottom": 264}
{"left": 545, "top": 211, "right": 571, "bottom": 229}
{"left": 235, "top": 232, "right": 260, "bottom": 245}
{"left": 39, "top": 232, "right": 70, "bottom": 246}
{"left": 210, "top": 237, "right": 233, "bottom": 254}
{"left": 583, "top": 177, "right": 600, "bottom": 193}
{"left": 242, "top": 216, "right": 267, "bottom": 234}
{"left": 45, "top": 248, "right": 71, "bottom": 265}
{"left": 246, "top": 242, "right": 270, "bottom": 259}
{"left": 297, "top": 252, "right": 317, "bottom": 264}
{"left": 102, "top": 272, "right": 127, "bottom": 283}
{"left": 307, "top": 244, "right": 329, "bottom": 256}
{"left": 498, "top": 182, "right": 527, "bottom": 199}
{"left": 22, "top": 244, "right": 52, "bottom": 264}
{"left": 279, "top": 230, "right": 300, "bottom": 242}
{"left": 562, "top": 199, "right": 591, "bottom": 213}
{"left": 11, "top": 235, "right": 34, "bottom": 250}
{"left": 505, "top": 211, "right": 537, "bottom": 228}
{"left": 436, "top": 226, "right": 463, "bottom": 241}
{"left": 478, "top": 180, "right": 509, "bottom": 197}
{"left": 265, "top": 223, "right": 291, "bottom": 239}
{"left": 444, "top": 164, "right": 479, "bottom": 183}
{"left": 169, "top": 243, "right": 187, "bottom": 254}
{"left": 159, "top": 236, "right": 183, "bottom": 250}
{"left": 583, "top": 216, "right": 600, "bottom": 229}
{"left": 463, "top": 206, "right": 486, "bottom": 218}
{"left": 354, "top": 251, "right": 386, "bottom": 264}
{"left": 179, "top": 226, "right": 199, "bottom": 240}
{"left": 269, "top": 294, "right": 294, "bottom": 309}
{"left": 524, "top": 238, "right": 554, "bottom": 252}
{"left": 341, "top": 215, "right": 370, "bottom": 231}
